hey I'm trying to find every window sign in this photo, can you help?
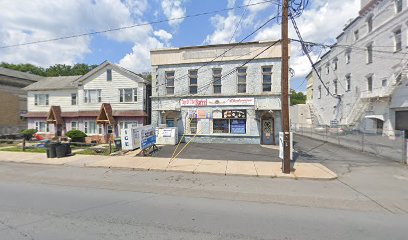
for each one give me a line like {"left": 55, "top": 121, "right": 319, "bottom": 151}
{"left": 230, "top": 119, "right": 246, "bottom": 134}
{"left": 222, "top": 110, "right": 246, "bottom": 119}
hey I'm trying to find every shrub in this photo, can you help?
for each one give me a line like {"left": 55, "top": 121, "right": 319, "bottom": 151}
{"left": 66, "top": 130, "right": 87, "bottom": 142}
{"left": 20, "top": 129, "right": 37, "bottom": 140}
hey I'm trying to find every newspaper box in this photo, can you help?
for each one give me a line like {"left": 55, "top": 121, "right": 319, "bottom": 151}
{"left": 156, "top": 127, "right": 178, "bottom": 145}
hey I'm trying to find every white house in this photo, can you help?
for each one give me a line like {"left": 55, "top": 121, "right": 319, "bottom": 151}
{"left": 24, "top": 61, "right": 151, "bottom": 143}
{"left": 307, "top": 0, "right": 408, "bottom": 134}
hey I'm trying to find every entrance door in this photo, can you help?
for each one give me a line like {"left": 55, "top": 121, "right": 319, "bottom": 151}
{"left": 262, "top": 119, "right": 274, "bottom": 145}
{"left": 376, "top": 119, "right": 384, "bottom": 134}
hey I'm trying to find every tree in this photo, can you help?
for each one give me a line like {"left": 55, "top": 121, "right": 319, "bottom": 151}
{"left": 0, "top": 62, "right": 98, "bottom": 77}
{"left": 290, "top": 89, "right": 306, "bottom": 106}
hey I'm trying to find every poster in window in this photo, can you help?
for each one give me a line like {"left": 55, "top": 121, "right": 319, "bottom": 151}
{"left": 212, "top": 110, "right": 222, "bottom": 119}
{"left": 230, "top": 119, "right": 246, "bottom": 134}
{"left": 222, "top": 110, "right": 246, "bottom": 119}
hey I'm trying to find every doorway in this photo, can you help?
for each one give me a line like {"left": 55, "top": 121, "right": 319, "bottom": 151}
{"left": 261, "top": 118, "right": 275, "bottom": 145}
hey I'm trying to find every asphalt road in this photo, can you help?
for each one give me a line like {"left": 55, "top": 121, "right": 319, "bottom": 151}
{"left": 0, "top": 160, "right": 407, "bottom": 240}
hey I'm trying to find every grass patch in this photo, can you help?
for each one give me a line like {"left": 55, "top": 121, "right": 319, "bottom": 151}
{"left": 0, "top": 146, "right": 46, "bottom": 153}
{"left": 74, "top": 148, "right": 111, "bottom": 156}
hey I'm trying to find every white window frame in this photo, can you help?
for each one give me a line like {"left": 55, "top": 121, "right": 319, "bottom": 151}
{"left": 395, "top": 0, "right": 403, "bottom": 13}
{"left": 189, "top": 69, "right": 198, "bottom": 95}
{"left": 84, "top": 121, "right": 102, "bottom": 135}
{"left": 354, "top": 30, "right": 359, "bottom": 41}
{"left": 318, "top": 85, "right": 322, "bottom": 99}
{"left": 71, "top": 121, "right": 78, "bottom": 130}
{"left": 212, "top": 68, "right": 222, "bottom": 94}
{"left": 35, "top": 121, "right": 49, "bottom": 133}
{"left": 325, "top": 64, "right": 330, "bottom": 75}
{"left": 119, "top": 88, "right": 138, "bottom": 103}
{"left": 71, "top": 93, "right": 77, "bottom": 105}
{"left": 367, "top": 75, "right": 373, "bottom": 92}
{"left": 332, "top": 59, "right": 338, "bottom": 71}
{"left": 34, "top": 94, "right": 49, "bottom": 106}
{"left": 84, "top": 89, "right": 102, "bottom": 103}
{"left": 107, "top": 69, "right": 112, "bottom": 81}
{"left": 367, "top": 15, "right": 373, "bottom": 33}
{"left": 237, "top": 67, "right": 247, "bottom": 93}
{"left": 165, "top": 71, "right": 175, "bottom": 95}
{"left": 394, "top": 28, "right": 402, "bottom": 52}
{"left": 333, "top": 79, "right": 338, "bottom": 95}
{"left": 119, "top": 121, "right": 138, "bottom": 130}
{"left": 262, "top": 66, "right": 273, "bottom": 92}
{"left": 345, "top": 74, "right": 351, "bottom": 92}
{"left": 345, "top": 51, "right": 351, "bottom": 64}
{"left": 366, "top": 43, "right": 373, "bottom": 64}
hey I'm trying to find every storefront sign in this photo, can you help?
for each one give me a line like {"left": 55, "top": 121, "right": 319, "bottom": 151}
{"left": 181, "top": 98, "right": 254, "bottom": 106}
{"left": 188, "top": 110, "right": 212, "bottom": 119}
{"left": 141, "top": 126, "right": 156, "bottom": 150}
{"left": 222, "top": 110, "right": 246, "bottom": 119}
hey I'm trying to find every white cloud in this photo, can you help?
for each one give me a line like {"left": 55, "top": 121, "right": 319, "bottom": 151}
{"left": 255, "top": 0, "right": 360, "bottom": 79}
{"left": 153, "top": 29, "right": 173, "bottom": 43}
{"left": 161, "top": 0, "right": 186, "bottom": 28}
{"left": 0, "top": 0, "right": 170, "bottom": 73}
{"left": 204, "top": 12, "right": 240, "bottom": 44}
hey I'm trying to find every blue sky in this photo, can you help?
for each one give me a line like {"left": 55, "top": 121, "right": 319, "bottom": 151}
{"left": 0, "top": 0, "right": 361, "bottom": 92}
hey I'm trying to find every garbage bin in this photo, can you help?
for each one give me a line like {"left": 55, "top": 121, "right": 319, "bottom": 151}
{"left": 55, "top": 143, "right": 65, "bottom": 158}
{"left": 64, "top": 143, "right": 72, "bottom": 156}
{"left": 47, "top": 143, "right": 57, "bottom": 158}
{"left": 114, "top": 138, "right": 122, "bottom": 151}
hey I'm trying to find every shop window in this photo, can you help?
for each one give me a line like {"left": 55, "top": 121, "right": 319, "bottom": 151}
{"left": 189, "top": 70, "right": 198, "bottom": 94}
{"left": 230, "top": 119, "right": 246, "bottom": 134}
{"left": 262, "top": 66, "right": 272, "bottom": 92}
{"left": 165, "top": 71, "right": 175, "bottom": 95}
{"left": 213, "top": 68, "right": 222, "bottom": 94}
{"left": 213, "top": 119, "right": 229, "bottom": 133}
{"left": 190, "top": 118, "right": 197, "bottom": 134}
{"left": 237, "top": 67, "right": 247, "bottom": 93}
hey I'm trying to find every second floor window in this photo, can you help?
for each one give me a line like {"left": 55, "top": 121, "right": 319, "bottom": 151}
{"left": 367, "top": 75, "right": 373, "bottom": 92}
{"left": 119, "top": 88, "right": 137, "bottom": 102}
{"left": 318, "top": 85, "right": 322, "bottom": 99}
{"left": 165, "top": 71, "right": 175, "bottom": 95}
{"left": 262, "top": 66, "right": 272, "bottom": 92}
{"left": 71, "top": 93, "right": 77, "bottom": 105}
{"left": 189, "top": 70, "right": 198, "bottom": 94}
{"left": 345, "top": 51, "right": 351, "bottom": 64}
{"left": 394, "top": 29, "right": 402, "bottom": 52}
{"left": 237, "top": 67, "right": 247, "bottom": 93}
{"left": 333, "top": 80, "right": 338, "bottom": 95}
{"left": 332, "top": 59, "right": 338, "bottom": 71}
{"left": 84, "top": 89, "right": 101, "bottom": 103}
{"left": 345, "top": 74, "right": 351, "bottom": 91}
{"left": 396, "top": 0, "right": 403, "bottom": 13}
{"left": 367, "top": 15, "right": 373, "bottom": 33}
{"left": 34, "top": 94, "right": 49, "bottom": 106}
{"left": 107, "top": 69, "right": 112, "bottom": 81}
{"left": 213, "top": 68, "right": 222, "bottom": 94}
{"left": 354, "top": 30, "right": 359, "bottom": 41}
{"left": 325, "top": 64, "right": 330, "bottom": 75}
{"left": 366, "top": 44, "right": 373, "bottom": 64}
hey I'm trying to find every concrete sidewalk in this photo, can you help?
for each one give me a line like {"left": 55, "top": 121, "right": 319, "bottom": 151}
{"left": 0, "top": 151, "right": 337, "bottom": 180}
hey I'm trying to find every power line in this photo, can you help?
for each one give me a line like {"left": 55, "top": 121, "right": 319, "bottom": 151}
{"left": 290, "top": 14, "right": 337, "bottom": 99}
{"left": 0, "top": 0, "right": 276, "bottom": 49}
{"left": 153, "top": 15, "right": 278, "bottom": 91}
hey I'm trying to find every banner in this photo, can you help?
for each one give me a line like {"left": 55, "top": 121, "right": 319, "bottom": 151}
{"left": 181, "top": 97, "right": 254, "bottom": 106}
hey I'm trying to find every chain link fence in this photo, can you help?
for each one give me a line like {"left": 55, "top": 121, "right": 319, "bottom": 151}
{"left": 292, "top": 124, "right": 407, "bottom": 164}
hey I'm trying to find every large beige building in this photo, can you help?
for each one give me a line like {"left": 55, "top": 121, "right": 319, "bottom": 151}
{"left": 0, "top": 67, "right": 42, "bottom": 135}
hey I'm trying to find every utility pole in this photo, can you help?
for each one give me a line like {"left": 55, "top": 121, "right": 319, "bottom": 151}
{"left": 281, "top": 0, "right": 291, "bottom": 174}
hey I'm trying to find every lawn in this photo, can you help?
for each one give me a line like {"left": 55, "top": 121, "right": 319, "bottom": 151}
{"left": 0, "top": 146, "right": 46, "bottom": 153}
{"left": 74, "top": 148, "right": 111, "bottom": 156}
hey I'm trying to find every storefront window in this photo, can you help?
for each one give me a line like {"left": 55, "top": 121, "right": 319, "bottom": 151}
{"left": 166, "top": 119, "right": 175, "bottom": 127}
{"left": 213, "top": 119, "right": 229, "bottom": 133}
{"left": 190, "top": 118, "right": 197, "bottom": 134}
{"left": 230, "top": 119, "right": 246, "bottom": 134}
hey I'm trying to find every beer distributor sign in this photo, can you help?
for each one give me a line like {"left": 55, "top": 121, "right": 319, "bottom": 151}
{"left": 180, "top": 97, "right": 254, "bottom": 106}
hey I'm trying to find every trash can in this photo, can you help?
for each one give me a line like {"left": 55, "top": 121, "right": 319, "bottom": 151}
{"left": 114, "top": 138, "right": 122, "bottom": 151}
{"left": 47, "top": 143, "right": 57, "bottom": 158}
{"left": 55, "top": 143, "right": 65, "bottom": 158}
{"left": 64, "top": 143, "right": 72, "bottom": 156}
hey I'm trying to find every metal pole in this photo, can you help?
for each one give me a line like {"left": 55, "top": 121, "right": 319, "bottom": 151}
{"left": 281, "top": 0, "right": 291, "bottom": 174}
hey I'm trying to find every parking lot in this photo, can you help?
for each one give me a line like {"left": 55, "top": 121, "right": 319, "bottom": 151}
{"left": 153, "top": 143, "right": 280, "bottom": 162}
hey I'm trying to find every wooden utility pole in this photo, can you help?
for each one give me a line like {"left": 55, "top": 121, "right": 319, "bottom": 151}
{"left": 281, "top": 0, "right": 291, "bottom": 174}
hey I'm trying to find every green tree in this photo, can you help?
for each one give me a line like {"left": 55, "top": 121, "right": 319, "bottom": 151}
{"left": 0, "top": 62, "right": 98, "bottom": 77}
{"left": 290, "top": 89, "right": 306, "bottom": 106}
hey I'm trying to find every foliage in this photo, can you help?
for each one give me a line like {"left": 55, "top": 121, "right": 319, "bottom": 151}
{"left": 0, "top": 62, "right": 98, "bottom": 77}
{"left": 290, "top": 89, "right": 306, "bottom": 106}
{"left": 75, "top": 148, "right": 110, "bottom": 156}
{"left": 20, "top": 129, "right": 37, "bottom": 140}
{"left": 65, "top": 130, "right": 87, "bottom": 142}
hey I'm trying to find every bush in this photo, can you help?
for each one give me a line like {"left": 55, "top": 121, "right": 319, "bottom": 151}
{"left": 20, "top": 129, "right": 37, "bottom": 140}
{"left": 66, "top": 130, "right": 87, "bottom": 142}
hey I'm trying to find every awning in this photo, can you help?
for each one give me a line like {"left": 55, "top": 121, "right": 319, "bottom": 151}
{"left": 47, "top": 106, "right": 64, "bottom": 125}
{"left": 97, "top": 103, "right": 115, "bottom": 125}
{"left": 364, "top": 115, "right": 384, "bottom": 121}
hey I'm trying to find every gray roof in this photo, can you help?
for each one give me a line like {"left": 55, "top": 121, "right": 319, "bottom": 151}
{"left": 24, "top": 75, "right": 81, "bottom": 91}
{"left": 75, "top": 61, "right": 148, "bottom": 84}
{"left": 0, "top": 67, "right": 43, "bottom": 82}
